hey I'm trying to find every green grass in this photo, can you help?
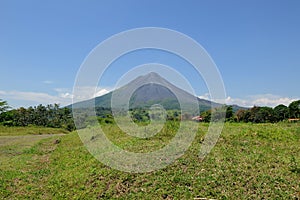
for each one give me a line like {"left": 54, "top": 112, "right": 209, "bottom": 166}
{"left": 0, "top": 125, "right": 69, "bottom": 136}
{"left": 0, "top": 122, "right": 299, "bottom": 199}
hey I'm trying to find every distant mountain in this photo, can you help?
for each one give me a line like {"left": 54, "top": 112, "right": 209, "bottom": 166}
{"left": 70, "top": 72, "right": 245, "bottom": 112}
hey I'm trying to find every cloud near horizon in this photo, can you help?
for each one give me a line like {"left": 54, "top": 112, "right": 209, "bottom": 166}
{"left": 1, "top": 88, "right": 298, "bottom": 109}
{"left": 199, "top": 93, "right": 298, "bottom": 108}
{"left": 0, "top": 87, "right": 111, "bottom": 108}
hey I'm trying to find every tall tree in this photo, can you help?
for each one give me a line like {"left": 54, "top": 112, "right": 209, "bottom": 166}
{"left": 288, "top": 100, "right": 300, "bottom": 119}
{"left": 247, "top": 106, "right": 274, "bottom": 123}
{"left": 235, "top": 109, "right": 250, "bottom": 122}
{"left": 0, "top": 99, "right": 10, "bottom": 113}
{"left": 225, "top": 105, "right": 234, "bottom": 121}
{"left": 256, "top": 107, "right": 275, "bottom": 123}
{"left": 274, "top": 104, "right": 289, "bottom": 121}
{"left": 0, "top": 99, "right": 10, "bottom": 123}
{"left": 201, "top": 110, "right": 211, "bottom": 122}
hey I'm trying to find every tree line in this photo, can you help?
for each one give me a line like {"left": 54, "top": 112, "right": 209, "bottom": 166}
{"left": 0, "top": 99, "right": 299, "bottom": 130}
{"left": 234, "top": 100, "right": 300, "bottom": 123}
{"left": 200, "top": 100, "right": 300, "bottom": 123}
{"left": 0, "top": 100, "right": 75, "bottom": 131}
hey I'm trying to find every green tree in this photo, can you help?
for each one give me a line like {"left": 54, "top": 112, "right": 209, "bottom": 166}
{"left": 201, "top": 110, "right": 211, "bottom": 122}
{"left": 15, "top": 107, "right": 29, "bottom": 126}
{"left": 0, "top": 99, "right": 10, "bottom": 113}
{"left": 225, "top": 105, "right": 234, "bottom": 121}
{"left": 288, "top": 100, "right": 300, "bottom": 119}
{"left": 4, "top": 103, "right": 75, "bottom": 130}
{"left": 34, "top": 104, "right": 48, "bottom": 126}
{"left": 0, "top": 99, "right": 10, "bottom": 123}
{"left": 235, "top": 109, "right": 250, "bottom": 122}
{"left": 250, "top": 106, "right": 275, "bottom": 123}
{"left": 274, "top": 104, "right": 289, "bottom": 121}
{"left": 256, "top": 107, "right": 275, "bottom": 123}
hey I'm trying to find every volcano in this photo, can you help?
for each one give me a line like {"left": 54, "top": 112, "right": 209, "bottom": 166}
{"left": 70, "top": 72, "right": 242, "bottom": 112}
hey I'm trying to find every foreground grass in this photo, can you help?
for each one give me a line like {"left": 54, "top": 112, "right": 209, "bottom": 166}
{"left": 0, "top": 122, "right": 299, "bottom": 199}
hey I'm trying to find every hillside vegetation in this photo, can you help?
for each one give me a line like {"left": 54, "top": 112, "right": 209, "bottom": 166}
{"left": 0, "top": 122, "right": 299, "bottom": 199}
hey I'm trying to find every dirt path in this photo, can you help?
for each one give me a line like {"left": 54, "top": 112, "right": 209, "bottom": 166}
{"left": 0, "top": 134, "right": 66, "bottom": 147}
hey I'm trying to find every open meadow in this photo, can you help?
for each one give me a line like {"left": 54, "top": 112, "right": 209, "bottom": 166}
{"left": 0, "top": 122, "right": 299, "bottom": 199}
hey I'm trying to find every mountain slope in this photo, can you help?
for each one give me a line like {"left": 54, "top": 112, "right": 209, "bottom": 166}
{"left": 71, "top": 72, "right": 244, "bottom": 112}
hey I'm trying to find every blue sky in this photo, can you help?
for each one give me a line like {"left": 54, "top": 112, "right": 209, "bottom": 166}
{"left": 0, "top": 0, "right": 299, "bottom": 108}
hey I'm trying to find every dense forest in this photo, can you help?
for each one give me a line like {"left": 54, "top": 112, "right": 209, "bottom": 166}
{"left": 0, "top": 99, "right": 299, "bottom": 131}
{"left": 201, "top": 99, "right": 300, "bottom": 123}
{"left": 126, "top": 100, "right": 300, "bottom": 123}
{"left": 0, "top": 100, "right": 75, "bottom": 131}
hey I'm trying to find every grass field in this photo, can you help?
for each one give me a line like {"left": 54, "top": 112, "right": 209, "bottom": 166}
{"left": 0, "top": 123, "right": 299, "bottom": 199}
{"left": 0, "top": 126, "right": 69, "bottom": 136}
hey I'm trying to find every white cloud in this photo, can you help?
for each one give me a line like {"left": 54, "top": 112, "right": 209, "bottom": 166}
{"left": 0, "top": 90, "right": 70, "bottom": 106}
{"left": 199, "top": 93, "right": 298, "bottom": 108}
{"left": 59, "top": 92, "right": 73, "bottom": 99}
{"left": 0, "top": 86, "right": 112, "bottom": 108}
{"left": 54, "top": 88, "right": 74, "bottom": 100}
{"left": 198, "top": 93, "right": 210, "bottom": 100}
{"left": 248, "top": 94, "right": 297, "bottom": 107}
